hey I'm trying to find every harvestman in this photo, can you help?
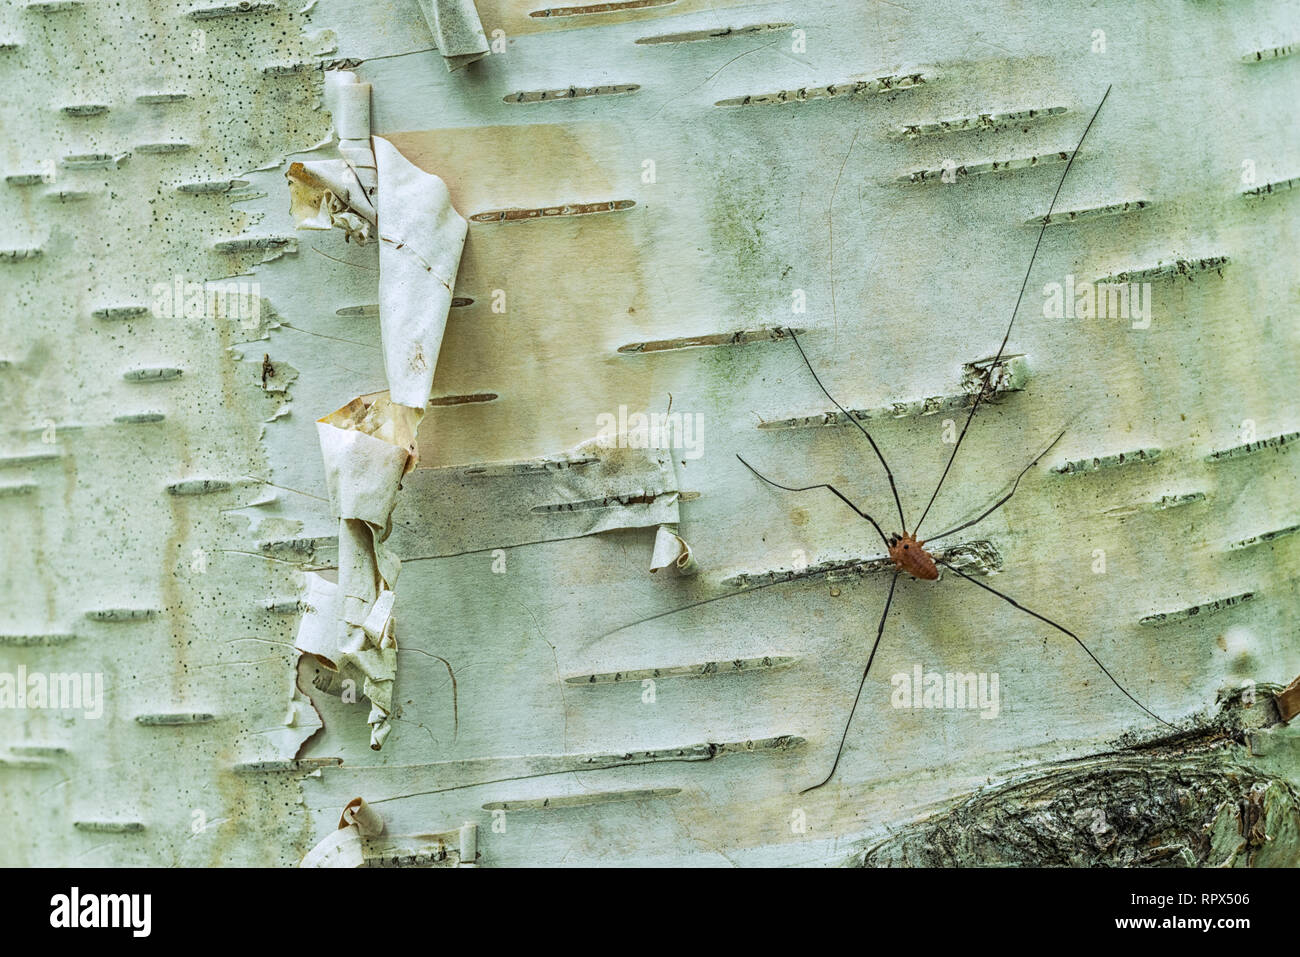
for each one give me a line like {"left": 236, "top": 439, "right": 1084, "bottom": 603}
{"left": 748, "top": 84, "right": 1177, "bottom": 793}
{"left": 606, "top": 85, "right": 1176, "bottom": 796}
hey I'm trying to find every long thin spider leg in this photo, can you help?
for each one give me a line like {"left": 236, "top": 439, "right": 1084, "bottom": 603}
{"left": 737, "top": 453, "right": 890, "bottom": 548}
{"left": 594, "top": 545, "right": 890, "bottom": 642}
{"left": 936, "top": 559, "right": 1176, "bottom": 730}
{"left": 914, "top": 85, "right": 1113, "bottom": 537}
{"left": 787, "top": 328, "right": 909, "bottom": 536}
{"left": 923, "top": 428, "right": 1067, "bottom": 545}
{"left": 593, "top": 574, "right": 795, "bottom": 642}
{"left": 801, "top": 568, "right": 901, "bottom": 795}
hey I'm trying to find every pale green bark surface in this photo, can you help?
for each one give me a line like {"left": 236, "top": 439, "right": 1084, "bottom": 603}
{"left": 1, "top": 0, "right": 1297, "bottom": 866}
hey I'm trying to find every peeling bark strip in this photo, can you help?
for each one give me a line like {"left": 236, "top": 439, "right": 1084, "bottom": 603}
{"left": 898, "top": 150, "right": 1071, "bottom": 185}
{"left": 281, "top": 103, "right": 471, "bottom": 750}
{"left": 1278, "top": 677, "right": 1300, "bottom": 722}
{"left": 1026, "top": 199, "right": 1151, "bottom": 225}
{"left": 618, "top": 326, "right": 799, "bottom": 354}
{"left": 530, "top": 0, "right": 675, "bottom": 16}
{"left": 469, "top": 200, "right": 634, "bottom": 222}
{"left": 1208, "top": 430, "right": 1299, "bottom": 461}
{"left": 1139, "top": 591, "right": 1256, "bottom": 626}
{"left": 892, "top": 106, "right": 1067, "bottom": 139}
{"left": 567, "top": 655, "right": 797, "bottom": 684}
{"left": 636, "top": 23, "right": 791, "bottom": 44}
{"left": 716, "top": 73, "right": 925, "bottom": 107}
{"left": 411, "top": 0, "right": 488, "bottom": 72}
{"left": 504, "top": 84, "right": 640, "bottom": 103}
{"left": 1096, "top": 256, "right": 1229, "bottom": 284}
{"left": 1051, "top": 447, "right": 1161, "bottom": 474}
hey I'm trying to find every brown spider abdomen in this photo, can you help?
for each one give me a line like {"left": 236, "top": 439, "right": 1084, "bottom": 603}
{"left": 889, "top": 534, "right": 938, "bottom": 580}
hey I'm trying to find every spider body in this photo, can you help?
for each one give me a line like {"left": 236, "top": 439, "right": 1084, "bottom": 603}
{"left": 887, "top": 533, "right": 938, "bottom": 581}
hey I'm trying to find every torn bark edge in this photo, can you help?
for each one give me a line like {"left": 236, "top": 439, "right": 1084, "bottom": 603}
{"left": 301, "top": 797, "right": 385, "bottom": 868}
{"left": 650, "top": 524, "right": 697, "bottom": 576}
{"left": 286, "top": 161, "right": 374, "bottom": 244}
{"left": 1276, "top": 673, "right": 1300, "bottom": 723}
{"left": 291, "top": 656, "right": 327, "bottom": 761}
{"left": 301, "top": 800, "right": 482, "bottom": 868}
{"left": 286, "top": 71, "right": 375, "bottom": 241}
{"left": 458, "top": 821, "right": 478, "bottom": 867}
{"left": 415, "top": 0, "right": 489, "bottom": 71}
{"left": 281, "top": 75, "right": 468, "bottom": 752}
{"left": 293, "top": 396, "right": 415, "bottom": 751}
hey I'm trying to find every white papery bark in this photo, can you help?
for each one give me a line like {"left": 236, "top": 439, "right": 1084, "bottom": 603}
{"left": 2, "top": 0, "right": 1297, "bottom": 867}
